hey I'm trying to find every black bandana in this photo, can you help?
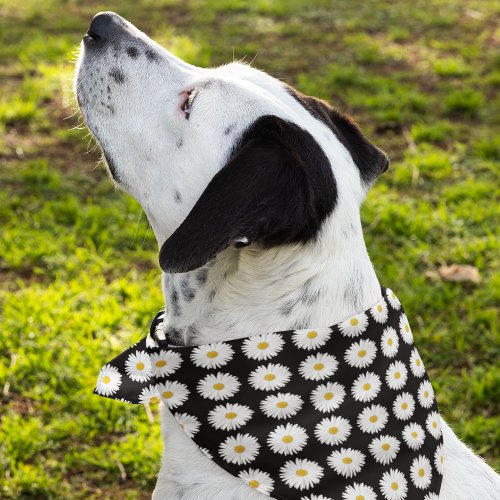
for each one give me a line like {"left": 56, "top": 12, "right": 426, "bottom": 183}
{"left": 95, "top": 288, "right": 444, "bottom": 499}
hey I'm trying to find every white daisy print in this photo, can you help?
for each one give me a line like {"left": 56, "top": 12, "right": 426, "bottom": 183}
{"left": 369, "top": 435, "right": 400, "bottom": 465}
{"left": 249, "top": 363, "right": 291, "bottom": 391}
{"left": 357, "top": 404, "right": 389, "bottom": 433}
{"left": 190, "top": 342, "right": 234, "bottom": 369}
{"left": 344, "top": 339, "right": 377, "bottom": 368}
{"left": 268, "top": 423, "right": 308, "bottom": 455}
{"left": 393, "top": 392, "right": 415, "bottom": 420}
{"left": 125, "top": 350, "right": 152, "bottom": 382}
{"left": 410, "top": 455, "right": 432, "bottom": 489}
{"left": 311, "top": 382, "right": 346, "bottom": 412}
{"left": 138, "top": 385, "right": 161, "bottom": 405}
{"left": 385, "top": 360, "right": 408, "bottom": 390}
{"left": 260, "top": 392, "right": 303, "bottom": 420}
{"left": 242, "top": 332, "right": 284, "bottom": 360}
{"left": 370, "top": 299, "right": 389, "bottom": 323}
{"left": 352, "top": 372, "right": 381, "bottom": 402}
{"left": 95, "top": 364, "right": 122, "bottom": 396}
{"left": 418, "top": 380, "right": 435, "bottom": 408}
{"left": 208, "top": 403, "right": 253, "bottom": 431}
{"left": 342, "top": 483, "right": 377, "bottom": 500}
{"left": 409, "top": 348, "right": 425, "bottom": 377}
{"left": 426, "top": 412, "right": 442, "bottom": 438}
{"left": 339, "top": 313, "right": 369, "bottom": 337}
{"left": 198, "top": 372, "right": 240, "bottom": 400}
{"left": 315, "top": 416, "right": 351, "bottom": 446}
{"left": 424, "top": 495, "right": 440, "bottom": 500}
{"left": 280, "top": 458, "right": 324, "bottom": 490}
{"left": 145, "top": 334, "right": 159, "bottom": 348}
{"left": 219, "top": 433, "right": 260, "bottom": 465}
{"left": 403, "top": 423, "right": 425, "bottom": 450}
{"left": 158, "top": 380, "right": 189, "bottom": 409}
{"left": 292, "top": 328, "right": 331, "bottom": 350}
{"left": 301, "top": 495, "right": 333, "bottom": 500}
{"left": 299, "top": 353, "right": 338, "bottom": 381}
{"left": 239, "top": 468, "right": 274, "bottom": 495}
{"left": 399, "top": 313, "right": 413, "bottom": 344}
{"left": 434, "top": 443, "right": 445, "bottom": 474}
{"left": 327, "top": 448, "right": 365, "bottom": 478}
{"left": 150, "top": 350, "right": 182, "bottom": 377}
{"left": 174, "top": 413, "right": 200, "bottom": 438}
{"left": 380, "top": 469, "right": 407, "bottom": 500}
{"left": 385, "top": 288, "right": 401, "bottom": 310}
{"left": 381, "top": 327, "right": 399, "bottom": 358}
{"left": 199, "top": 447, "right": 213, "bottom": 459}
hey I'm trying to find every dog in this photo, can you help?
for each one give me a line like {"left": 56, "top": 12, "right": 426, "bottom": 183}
{"left": 74, "top": 11, "right": 499, "bottom": 500}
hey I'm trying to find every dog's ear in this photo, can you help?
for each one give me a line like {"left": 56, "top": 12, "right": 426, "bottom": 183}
{"left": 159, "top": 115, "right": 337, "bottom": 273}
{"left": 288, "top": 88, "right": 389, "bottom": 185}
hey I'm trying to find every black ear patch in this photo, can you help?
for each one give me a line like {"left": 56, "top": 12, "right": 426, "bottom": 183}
{"left": 159, "top": 116, "right": 337, "bottom": 273}
{"left": 288, "top": 87, "right": 389, "bottom": 184}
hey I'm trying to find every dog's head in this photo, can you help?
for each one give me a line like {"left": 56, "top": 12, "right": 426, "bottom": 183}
{"left": 75, "top": 12, "right": 388, "bottom": 274}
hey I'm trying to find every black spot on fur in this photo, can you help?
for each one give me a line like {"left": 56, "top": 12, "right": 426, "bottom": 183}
{"left": 167, "top": 327, "right": 184, "bottom": 345}
{"left": 176, "top": 138, "right": 183, "bottom": 148}
{"left": 224, "top": 124, "right": 236, "bottom": 135}
{"left": 208, "top": 289, "right": 216, "bottom": 302}
{"left": 109, "top": 68, "right": 125, "bottom": 84}
{"left": 287, "top": 86, "right": 389, "bottom": 185}
{"left": 196, "top": 268, "right": 208, "bottom": 286}
{"left": 174, "top": 190, "right": 182, "bottom": 203}
{"left": 181, "top": 277, "right": 195, "bottom": 302}
{"left": 126, "top": 46, "right": 139, "bottom": 58}
{"left": 145, "top": 49, "right": 159, "bottom": 62}
{"left": 171, "top": 289, "right": 181, "bottom": 316}
{"left": 107, "top": 85, "right": 111, "bottom": 93}
{"left": 280, "top": 298, "right": 299, "bottom": 317}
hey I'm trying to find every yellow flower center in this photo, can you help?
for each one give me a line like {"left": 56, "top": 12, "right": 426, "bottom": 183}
{"left": 424, "top": 391, "right": 429, "bottom": 398}
{"left": 391, "top": 482, "right": 399, "bottom": 490}
{"left": 150, "top": 396, "right": 159, "bottom": 404}
{"left": 225, "top": 412, "right": 237, "bottom": 420}
{"left": 363, "top": 383, "right": 371, "bottom": 391}
{"left": 324, "top": 392, "right": 334, "bottom": 400}
{"left": 282, "top": 435, "right": 294, "bottom": 443}
{"left": 264, "top": 373, "right": 276, "bottom": 381}
{"left": 136, "top": 362, "right": 145, "bottom": 370}
{"left": 419, "top": 468, "right": 425, "bottom": 477}
{"left": 369, "top": 415, "right": 378, "bottom": 423}
{"left": 257, "top": 341, "right": 269, "bottom": 350}
{"left": 432, "top": 421, "right": 437, "bottom": 428}
{"left": 207, "top": 351, "right": 218, "bottom": 358}
{"left": 296, "top": 469, "right": 308, "bottom": 477}
{"left": 342, "top": 457, "right": 352, "bottom": 464}
{"left": 411, "top": 431, "right": 418, "bottom": 438}
{"left": 277, "top": 401, "right": 288, "bottom": 409}
{"left": 377, "top": 304, "right": 383, "bottom": 312}
{"left": 155, "top": 360, "right": 167, "bottom": 367}
{"left": 234, "top": 445, "right": 245, "bottom": 454}
{"left": 307, "top": 331, "right": 318, "bottom": 339}
{"left": 356, "top": 496, "right": 365, "bottom": 500}
{"left": 358, "top": 349, "right": 366, "bottom": 358}
{"left": 102, "top": 375, "right": 111, "bottom": 384}
{"left": 416, "top": 359, "right": 421, "bottom": 366}
{"left": 329, "top": 426, "right": 338, "bottom": 435}
{"left": 402, "top": 402, "right": 408, "bottom": 410}
{"left": 394, "top": 372, "right": 401, "bottom": 379}
{"left": 405, "top": 324, "right": 410, "bottom": 333}
{"left": 248, "top": 480, "right": 260, "bottom": 489}
{"left": 350, "top": 318, "right": 359, "bottom": 326}
{"left": 213, "top": 383, "right": 225, "bottom": 390}
{"left": 163, "top": 391, "right": 173, "bottom": 399}
{"left": 314, "top": 363, "right": 325, "bottom": 371}
{"left": 382, "top": 443, "right": 390, "bottom": 451}
{"left": 388, "top": 338, "right": 393, "bottom": 346}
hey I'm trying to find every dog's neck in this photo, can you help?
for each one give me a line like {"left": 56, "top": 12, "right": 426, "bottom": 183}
{"left": 159, "top": 204, "right": 381, "bottom": 346}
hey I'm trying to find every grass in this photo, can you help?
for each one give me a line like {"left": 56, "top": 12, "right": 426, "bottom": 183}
{"left": 0, "top": 0, "right": 499, "bottom": 497}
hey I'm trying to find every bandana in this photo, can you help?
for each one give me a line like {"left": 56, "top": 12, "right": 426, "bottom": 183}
{"left": 95, "top": 288, "right": 444, "bottom": 500}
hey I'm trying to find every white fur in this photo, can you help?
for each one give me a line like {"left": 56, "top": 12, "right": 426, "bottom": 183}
{"left": 75, "top": 12, "right": 499, "bottom": 499}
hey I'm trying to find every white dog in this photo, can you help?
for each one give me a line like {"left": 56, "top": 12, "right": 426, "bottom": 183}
{"left": 75, "top": 12, "right": 499, "bottom": 500}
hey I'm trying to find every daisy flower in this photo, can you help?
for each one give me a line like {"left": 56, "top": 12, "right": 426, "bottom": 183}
{"left": 315, "top": 416, "right": 351, "bottom": 446}
{"left": 238, "top": 468, "right": 274, "bottom": 495}
{"left": 385, "top": 288, "right": 401, "bottom": 310}
{"left": 327, "top": 448, "right": 365, "bottom": 478}
{"left": 426, "top": 411, "right": 442, "bottom": 439}
{"left": 424, "top": 495, "right": 440, "bottom": 500}
{"left": 198, "top": 372, "right": 240, "bottom": 400}
{"left": 268, "top": 423, "right": 308, "bottom": 455}
{"left": 190, "top": 342, "right": 234, "bottom": 369}
{"left": 280, "top": 459, "right": 324, "bottom": 490}
{"left": 393, "top": 392, "right": 415, "bottom": 420}
{"left": 292, "top": 328, "right": 331, "bottom": 350}
{"left": 339, "top": 313, "right": 369, "bottom": 337}
{"left": 380, "top": 469, "right": 407, "bottom": 500}
{"left": 125, "top": 350, "right": 152, "bottom": 382}
{"left": 174, "top": 413, "right": 200, "bottom": 438}
{"left": 219, "top": 433, "right": 260, "bottom": 465}
{"left": 95, "top": 364, "right": 122, "bottom": 396}
{"left": 402, "top": 423, "right": 425, "bottom": 450}
{"left": 351, "top": 372, "right": 381, "bottom": 402}
{"left": 418, "top": 380, "right": 435, "bottom": 408}
{"left": 145, "top": 334, "right": 159, "bottom": 348}
{"left": 344, "top": 339, "right": 377, "bottom": 369}
{"left": 138, "top": 385, "right": 161, "bottom": 405}
{"left": 249, "top": 363, "right": 291, "bottom": 391}
{"left": 150, "top": 350, "right": 182, "bottom": 377}
{"left": 260, "top": 392, "right": 303, "bottom": 420}
{"left": 434, "top": 443, "right": 445, "bottom": 474}
{"left": 410, "top": 455, "right": 432, "bottom": 489}
{"left": 369, "top": 435, "right": 400, "bottom": 465}
{"left": 301, "top": 495, "right": 333, "bottom": 500}
{"left": 299, "top": 353, "right": 338, "bottom": 381}
{"left": 409, "top": 348, "right": 425, "bottom": 377}
{"left": 311, "top": 382, "right": 346, "bottom": 412}
{"left": 342, "top": 483, "right": 377, "bottom": 500}
{"left": 199, "top": 447, "right": 212, "bottom": 459}
{"left": 357, "top": 404, "right": 388, "bottom": 433}
{"left": 370, "top": 299, "right": 389, "bottom": 323}
{"left": 399, "top": 313, "right": 413, "bottom": 344}
{"left": 207, "top": 403, "right": 253, "bottom": 431}
{"left": 158, "top": 380, "right": 189, "bottom": 409}
{"left": 242, "top": 332, "right": 284, "bottom": 360}
{"left": 385, "top": 361, "right": 408, "bottom": 390}
{"left": 381, "top": 327, "right": 399, "bottom": 358}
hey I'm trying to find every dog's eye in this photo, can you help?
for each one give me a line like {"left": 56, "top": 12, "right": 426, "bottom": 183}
{"left": 181, "top": 89, "right": 198, "bottom": 120}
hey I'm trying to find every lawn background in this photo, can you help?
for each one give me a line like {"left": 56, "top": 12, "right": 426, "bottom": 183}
{"left": 0, "top": 0, "right": 498, "bottom": 498}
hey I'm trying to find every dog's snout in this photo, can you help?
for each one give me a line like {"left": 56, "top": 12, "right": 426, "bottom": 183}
{"left": 85, "top": 11, "right": 125, "bottom": 45}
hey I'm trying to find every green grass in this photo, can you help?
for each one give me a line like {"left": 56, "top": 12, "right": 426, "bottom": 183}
{"left": 0, "top": 0, "right": 499, "bottom": 497}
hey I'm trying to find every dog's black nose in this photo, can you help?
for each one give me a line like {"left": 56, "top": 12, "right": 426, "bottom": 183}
{"left": 86, "top": 12, "right": 124, "bottom": 44}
